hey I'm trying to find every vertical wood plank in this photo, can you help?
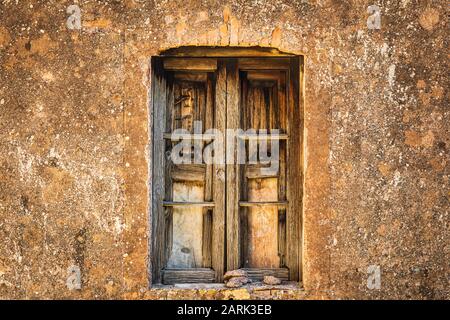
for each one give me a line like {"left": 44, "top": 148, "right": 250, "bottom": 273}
{"left": 213, "top": 62, "right": 226, "bottom": 281}
{"left": 240, "top": 74, "right": 249, "bottom": 267}
{"left": 298, "top": 56, "right": 305, "bottom": 281}
{"left": 202, "top": 211, "right": 212, "bottom": 267}
{"left": 202, "top": 74, "right": 214, "bottom": 268}
{"left": 164, "top": 74, "right": 174, "bottom": 265}
{"left": 279, "top": 71, "right": 287, "bottom": 134}
{"left": 264, "top": 87, "right": 271, "bottom": 129}
{"left": 257, "top": 88, "right": 264, "bottom": 130}
{"left": 151, "top": 58, "right": 167, "bottom": 283}
{"left": 226, "top": 59, "right": 241, "bottom": 271}
{"left": 180, "top": 84, "right": 193, "bottom": 131}
{"left": 272, "top": 77, "right": 279, "bottom": 129}
{"left": 174, "top": 83, "right": 181, "bottom": 130}
{"left": 247, "top": 85, "right": 258, "bottom": 164}
{"left": 286, "top": 57, "right": 301, "bottom": 281}
{"left": 278, "top": 210, "right": 287, "bottom": 267}
{"left": 247, "top": 178, "right": 280, "bottom": 267}
{"left": 167, "top": 182, "right": 204, "bottom": 268}
{"left": 277, "top": 72, "right": 287, "bottom": 267}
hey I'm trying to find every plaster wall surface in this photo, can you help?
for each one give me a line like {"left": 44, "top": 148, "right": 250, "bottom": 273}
{"left": 0, "top": 0, "right": 448, "bottom": 299}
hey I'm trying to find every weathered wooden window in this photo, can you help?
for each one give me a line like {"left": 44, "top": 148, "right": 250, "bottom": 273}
{"left": 151, "top": 47, "right": 303, "bottom": 285}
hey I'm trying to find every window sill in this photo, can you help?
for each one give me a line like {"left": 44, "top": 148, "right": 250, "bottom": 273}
{"left": 145, "top": 282, "right": 305, "bottom": 300}
{"left": 153, "top": 281, "right": 302, "bottom": 290}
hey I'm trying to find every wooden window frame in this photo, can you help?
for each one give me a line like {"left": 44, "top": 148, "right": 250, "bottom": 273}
{"left": 150, "top": 47, "right": 304, "bottom": 285}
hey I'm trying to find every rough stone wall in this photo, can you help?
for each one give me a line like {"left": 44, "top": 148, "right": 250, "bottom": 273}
{"left": 0, "top": 0, "right": 448, "bottom": 299}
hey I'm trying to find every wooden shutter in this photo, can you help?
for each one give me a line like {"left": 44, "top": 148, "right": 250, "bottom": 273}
{"left": 218, "top": 57, "right": 301, "bottom": 282}
{"left": 151, "top": 57, "right": 225, "bottom": 284}
{"left": 151, "top": 54, "right": 302, "bottom": 284}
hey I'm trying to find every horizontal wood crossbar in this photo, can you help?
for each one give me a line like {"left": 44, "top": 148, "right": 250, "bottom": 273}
{"left": 163, "top": 201, "right": 215, "bottom": 207}
{"left": 173, "top": 72, "right": 208, "bottom": 82}
{"left": 163, "top": 133, "right": 216, "bottom": 141}
{"left": 239, "top": 201, "right": 288, "bottom": 207}
{"left": 246, "top": 71, "right": 281, "bottom": 81}
{"left": 171, "top": 164, "right": 206, "bottom": 182}
{"left": 165, "top": 133, "right": 287, "bottom": 140}
{"left": 162, "top": 268, "right": 216, "bottom": 284}
{"left": 237, "top": 133, "right": 289, "bottom": 140}
{"left": 246, "top": 164, "right": 279, "bottom": 179}
{"left": 239, "top": 58, "right": 291, "bottom": 70}
{"left": 243, "top": 268, "right": 289, "bottom": 281}
{"left": 163, "top": 58, "right": 217, "bottom": 71}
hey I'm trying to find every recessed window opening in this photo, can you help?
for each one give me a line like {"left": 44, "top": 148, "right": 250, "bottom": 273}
{"left": 151, "top": 47, "right": 303, "bottom": 285}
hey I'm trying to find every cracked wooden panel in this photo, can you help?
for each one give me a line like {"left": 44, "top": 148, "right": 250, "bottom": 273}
{"left": 166, "top": 182, "right": 204, "bottom": 268}
{"left": 246, "top": 178, "right": 280, "bottom": 268}
{"left": 173, "top": 80, "right": 206, "bottom": 133}
{"left": 246, "top": 75, "right": 280, "bottom": 131}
